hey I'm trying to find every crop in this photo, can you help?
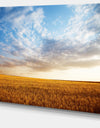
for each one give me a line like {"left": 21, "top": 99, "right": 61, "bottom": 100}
{"left": 0, "top": 74, "right": 100, "bottom": 113}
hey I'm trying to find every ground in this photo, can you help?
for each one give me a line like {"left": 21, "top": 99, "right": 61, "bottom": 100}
{"left": 0, "top": 74, "right": 100, "bottom": 113}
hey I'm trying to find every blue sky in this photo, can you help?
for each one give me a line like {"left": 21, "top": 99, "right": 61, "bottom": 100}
{"left": 0, "top": 4, "right": 100, "bottom": 81}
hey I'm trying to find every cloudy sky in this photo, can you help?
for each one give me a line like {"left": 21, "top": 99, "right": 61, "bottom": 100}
{"left": 0, "top": 4, "right": 100, "bottom": 81}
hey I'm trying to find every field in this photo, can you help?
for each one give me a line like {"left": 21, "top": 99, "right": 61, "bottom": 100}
{"left": 0, "top": 74, "right": 100, "bottom": 113}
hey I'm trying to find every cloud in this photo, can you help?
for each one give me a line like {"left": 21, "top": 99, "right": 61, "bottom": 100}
{"left": 0, "top": 6, "right": 46, "bottom": 57}
{"left": 0, "top": 4, "right": 100, "bottom": 76}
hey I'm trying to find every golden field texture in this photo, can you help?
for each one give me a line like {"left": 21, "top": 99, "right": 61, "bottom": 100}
{"left": 0, "top": 74, "right": 100, "bottom": 113}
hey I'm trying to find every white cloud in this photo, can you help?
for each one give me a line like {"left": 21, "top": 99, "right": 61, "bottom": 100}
{"left": 0, "top": 5, "right": 100, "bottom": 76}
{"left": 32, "top": 8, "right": 45, "bottom": 33}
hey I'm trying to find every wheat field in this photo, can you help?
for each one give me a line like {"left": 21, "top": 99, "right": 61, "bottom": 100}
{"left": 0, "top": 74, "right": 100, "bottom": 113}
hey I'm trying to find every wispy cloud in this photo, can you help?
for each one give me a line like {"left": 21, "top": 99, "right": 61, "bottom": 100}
{"left": 0, "top": 4, "right": 100, "bottom": 77}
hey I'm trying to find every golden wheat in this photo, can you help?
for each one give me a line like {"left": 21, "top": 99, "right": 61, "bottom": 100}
{"left": 0, "top": 74, "right": 100, "bottom": 113}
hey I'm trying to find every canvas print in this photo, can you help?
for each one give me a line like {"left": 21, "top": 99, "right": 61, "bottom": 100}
{"left": 0, "top": 4, "right": 100, "bottom": 113}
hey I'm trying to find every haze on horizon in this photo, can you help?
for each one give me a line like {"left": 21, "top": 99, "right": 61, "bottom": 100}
{"left": 0, "top": 4, "right": 100, "bottom": 81}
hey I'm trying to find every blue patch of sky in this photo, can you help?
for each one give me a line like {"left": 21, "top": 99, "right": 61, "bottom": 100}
{"left": 41, "top": 5, "right": 74, "bottom": 36}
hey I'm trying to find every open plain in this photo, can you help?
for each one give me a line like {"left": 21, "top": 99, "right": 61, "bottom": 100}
{"left": 0, "top": 74, "right": 100, "bottom": 113}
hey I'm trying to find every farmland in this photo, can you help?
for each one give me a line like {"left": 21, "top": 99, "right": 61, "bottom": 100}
{"left": 0, "top": 74, "right": 100, "bottom": 113}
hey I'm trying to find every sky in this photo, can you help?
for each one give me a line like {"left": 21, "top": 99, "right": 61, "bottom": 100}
{"left": 0, "top": 4, "right": 100, "bottom": 81}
